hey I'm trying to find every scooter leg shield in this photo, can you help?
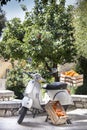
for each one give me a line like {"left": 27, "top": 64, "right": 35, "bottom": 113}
{"left": 22, "top": 96, "right": 33, "bottom": 109}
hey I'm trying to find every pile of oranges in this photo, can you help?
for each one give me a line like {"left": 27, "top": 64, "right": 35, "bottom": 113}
{"left": 52, "top": 102, "right": 65, "bottom": 117}
{"left": 62, "top": 70, "right": 79, "bottom": 77}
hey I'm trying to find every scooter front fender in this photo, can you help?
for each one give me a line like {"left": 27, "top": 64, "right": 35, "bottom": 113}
{"left": 22, "top": 96, "right": 33, "bottom": 109}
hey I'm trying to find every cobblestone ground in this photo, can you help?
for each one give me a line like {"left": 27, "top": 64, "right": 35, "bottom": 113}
{"left": 0, "top": 109, "right": 87, "bottom": 130}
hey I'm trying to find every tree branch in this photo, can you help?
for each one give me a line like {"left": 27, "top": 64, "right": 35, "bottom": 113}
{"left": 45, "top": 62, "right": 51, "bottom": 72}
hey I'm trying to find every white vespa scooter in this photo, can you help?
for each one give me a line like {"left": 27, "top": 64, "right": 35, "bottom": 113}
{"left": 17, "top": 72, "right": 73, "bottom": 124}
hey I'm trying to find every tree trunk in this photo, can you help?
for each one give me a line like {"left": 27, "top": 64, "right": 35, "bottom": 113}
{"left": 52, "top": 63, "right": 59, "bottom": 82}
{"left": 52, "top": 71, "right": 60, "bottom": 82}
{"left": 45, "top": 62, "right": 60, "bottom": 82}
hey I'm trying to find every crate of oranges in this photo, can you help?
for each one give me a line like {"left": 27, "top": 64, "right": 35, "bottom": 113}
{"left": 60, "top": 70, "right": 83, "bottom": 87}
{"left": 45, "top": 100, "right": 67, "bottom": 125}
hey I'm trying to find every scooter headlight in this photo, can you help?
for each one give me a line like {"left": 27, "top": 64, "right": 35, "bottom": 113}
{"left": 38, "top": 78, "right": 46, "bottom": 83}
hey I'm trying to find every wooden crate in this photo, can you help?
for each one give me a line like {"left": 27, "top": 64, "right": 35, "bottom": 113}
{"left": 60, "top": 74, "right": 83, "bottom": 87}
{"left": 45, "top": 100, "right": 67, "bottom": 125}
{"left": 71, "top": 75, "right": 83, "bottom": 87}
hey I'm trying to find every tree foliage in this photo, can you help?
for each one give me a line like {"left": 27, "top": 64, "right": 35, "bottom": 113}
{"left": 73, "top": 0, "right": 87, "bottom": 58}
{"left": 6, "top": 63, "right": 25, "bottom": 99}
{"left": 0, "top": 8, "right": 6, "bottom": 37}
{"left": 23, "top": 0, "right": 76, "bottom": 81}
{"left": 0, "top": 0, "right": 76, "bottom": 81}
{"left": 73, "top": 0, "right": 87, "bottom": 92}
{"left": 0, "top": 0, "right": 22, "bottom": 6}
{"left": 0, "top": 18, "right": 25, "bottom": 59}
{"left": 0, "top": 0, "right": 47, "bottom": 6}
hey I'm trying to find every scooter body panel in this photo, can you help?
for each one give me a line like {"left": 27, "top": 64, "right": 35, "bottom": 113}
{"left": 23, "top": 80, "right": 43, "bottom": 110}
{"left": 31, "top": 81, "right": 43, "bottom": 110}
{"left": 25, "top": 80, "right": 35, "bottom": 94}
{"left": 47, "top": 89, "right": 73, "bottom": 105}
{"left": 22, "top": 96, "right": 33, "bottom": 109}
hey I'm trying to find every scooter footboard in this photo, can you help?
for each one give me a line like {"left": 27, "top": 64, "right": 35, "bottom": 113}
{"left": 22, "top": 96, "right": 33, "bottom": 109}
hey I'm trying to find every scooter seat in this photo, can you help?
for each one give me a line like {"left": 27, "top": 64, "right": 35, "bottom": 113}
{"left": 43, "top": 82, "right": 67, "bottom": 90}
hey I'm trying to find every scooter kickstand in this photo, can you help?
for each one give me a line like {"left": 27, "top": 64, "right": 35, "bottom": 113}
{"left": 66, "top": 118, "right": 72, "bottom": 124}
{"left": 45, "top": 115, "right": 48, "bottom": 122}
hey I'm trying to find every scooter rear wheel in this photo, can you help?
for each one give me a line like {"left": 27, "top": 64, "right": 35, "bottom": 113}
{"left": 17, "top": 107, "right": 27, "bottom": 124}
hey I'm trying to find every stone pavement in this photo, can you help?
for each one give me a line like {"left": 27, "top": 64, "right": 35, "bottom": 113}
{"left": 0, "top": 108, "right": 87, "bottom": 130}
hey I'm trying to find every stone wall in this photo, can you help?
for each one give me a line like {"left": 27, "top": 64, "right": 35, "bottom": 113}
{"left": 71, "top": 95, "right": 87, "bottom": 109}
{"left": 0, "top": 79, "right": 6, "bottom": 90}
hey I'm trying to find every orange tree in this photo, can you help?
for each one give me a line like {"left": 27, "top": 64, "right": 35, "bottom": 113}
{"left": 23, "top": 0, "right": 76, "bottom": 81}
{"left": 0, "top": 0, "right": 76, "bottom": 82}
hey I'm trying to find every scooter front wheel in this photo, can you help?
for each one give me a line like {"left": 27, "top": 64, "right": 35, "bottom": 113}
{"left": 17, "top": 107, "right": 27, "bottom": 124}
